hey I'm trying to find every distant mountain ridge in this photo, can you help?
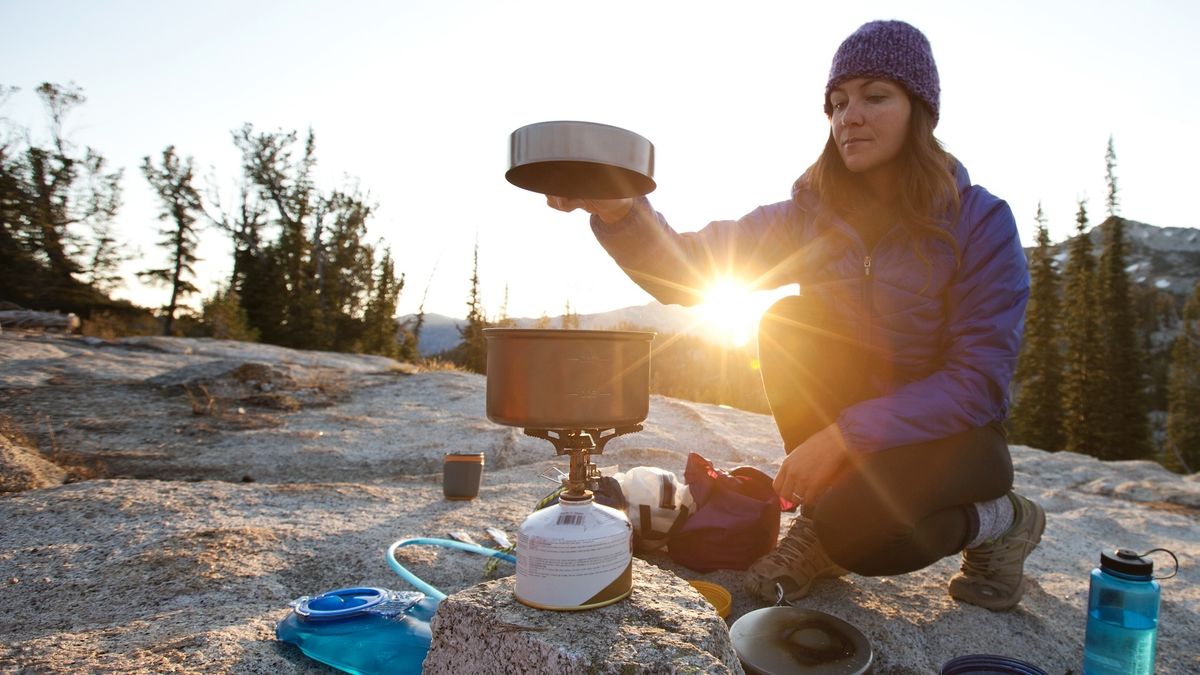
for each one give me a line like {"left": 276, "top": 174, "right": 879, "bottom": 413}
{"left": 1035, "top": 218, "right": 1200, "bottom": 297}
{"left": 408, "top": 220, "right": 1198, "bottom": 357}
{"left": 401, "top": 302, "right": 708, "bottom": 357}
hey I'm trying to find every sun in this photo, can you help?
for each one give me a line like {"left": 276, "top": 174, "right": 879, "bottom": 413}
{"left": 695, "top": 279, "right": 784, "bottom": 347}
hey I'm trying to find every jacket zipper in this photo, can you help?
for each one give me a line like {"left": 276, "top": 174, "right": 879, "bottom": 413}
{"left": 863, "top": 255, "right": 873, "bottom": 348}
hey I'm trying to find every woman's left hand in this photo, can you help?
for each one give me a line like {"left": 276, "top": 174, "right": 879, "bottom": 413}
{"left": 773, "top": 423, "right": 854, "bottom": 508}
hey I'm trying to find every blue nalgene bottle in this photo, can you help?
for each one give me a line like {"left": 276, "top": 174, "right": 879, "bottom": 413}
{"left": 1082, "top": 549, "right": 1159, "bottom": 675}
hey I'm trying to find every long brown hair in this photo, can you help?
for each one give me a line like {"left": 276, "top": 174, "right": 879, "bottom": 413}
{"left": 802, "top": 98, "right": 961, "bottom": 267}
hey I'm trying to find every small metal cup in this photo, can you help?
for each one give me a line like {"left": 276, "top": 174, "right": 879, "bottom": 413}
{"left": 443, "top": 453, "right": 485, "bottom": 500}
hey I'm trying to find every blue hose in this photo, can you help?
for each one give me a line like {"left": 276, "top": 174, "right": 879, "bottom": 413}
{"left": 385, "top": 537, "right": 517, "bottom": 601}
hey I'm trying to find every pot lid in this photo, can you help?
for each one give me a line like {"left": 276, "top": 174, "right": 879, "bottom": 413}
{"left": 730, "top": 606, "right": 873, "bottom": 675}
{"left": 506, "top": 120, "right": 656, "bottom": 199}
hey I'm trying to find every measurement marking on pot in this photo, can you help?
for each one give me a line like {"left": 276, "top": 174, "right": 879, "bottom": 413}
{"left": 566, "top": 356, "right": 613, "bottom": 400}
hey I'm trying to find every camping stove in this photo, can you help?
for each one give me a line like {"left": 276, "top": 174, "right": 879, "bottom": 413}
{"left": 482, "top": 328, "right": 654, "bottom": 610}
{"left": 526, "top": 426, "right": 642, "bottom": 498}
{"left": 481, "top": 327, "right": 655, "bottom": 499}
{"left": 511, "top": 424, "right": 640, "bottom": 610}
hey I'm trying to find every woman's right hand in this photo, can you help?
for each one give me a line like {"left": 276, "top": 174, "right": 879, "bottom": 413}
{"left": 545, "top": 196, "right": 634, "bottom": 225}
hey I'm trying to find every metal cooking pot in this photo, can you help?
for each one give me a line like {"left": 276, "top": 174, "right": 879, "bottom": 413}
{"left": 505, "top": 120, "right": 656, "bottom": 199}
{"left": 484, "top": 328, "right": 654, "bottom": 430}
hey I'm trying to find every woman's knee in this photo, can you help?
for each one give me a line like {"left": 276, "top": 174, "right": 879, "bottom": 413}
{"left": 759, "top": 293, "right": 853, "bottom": 341}
{"left": 758, "top": 295, "right": 811, "bottom": 346}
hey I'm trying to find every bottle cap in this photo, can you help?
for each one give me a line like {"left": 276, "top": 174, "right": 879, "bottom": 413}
{"left": 687, "top": 580, "right": 732, "bottom": 618}
{"left": 1100, "top": 549, "right": 1153, "bottom": 577}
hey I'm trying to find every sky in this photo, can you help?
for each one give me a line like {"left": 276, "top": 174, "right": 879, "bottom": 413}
{"left": 3, "top": 0, "right": 1198, "bottom": 324}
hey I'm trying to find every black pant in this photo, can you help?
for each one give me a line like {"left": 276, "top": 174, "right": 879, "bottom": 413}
{"left": 758, "top": 295, "right": 1013, "bottom": 576}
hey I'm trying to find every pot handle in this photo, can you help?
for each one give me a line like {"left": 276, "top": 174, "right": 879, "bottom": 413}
{"left": 775, "top": 583, "right": 791, "bottom": 607}
{"left": 524, "top": 425, "right": 644, "bottom": 455}
{"left": 592, "top": 425, "right": 644, "bottom": 454}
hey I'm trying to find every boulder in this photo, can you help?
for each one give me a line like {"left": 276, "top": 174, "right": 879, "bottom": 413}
{"left": 0, "top": 431, "right": 66, "bottom": 493}
{"left": 0, "top": 310, "right": 80, "bottom": 333}
{"left": 424, "top": 558, "right": 742, "bottom": 674}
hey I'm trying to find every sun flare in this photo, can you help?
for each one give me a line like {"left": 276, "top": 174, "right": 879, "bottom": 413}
{"left": 695, "top": 279, "right": 785, "bottom": 347}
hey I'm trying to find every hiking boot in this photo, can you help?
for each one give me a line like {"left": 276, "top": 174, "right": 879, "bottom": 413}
{"left": 744, "top": 514, "right": 846, "bottom": 602}
{"left": 949, "top": 492, "right": 1046, "bottom": 611}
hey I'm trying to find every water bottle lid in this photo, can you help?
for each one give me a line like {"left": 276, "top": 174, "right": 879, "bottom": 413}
{"left": 941, "top": 654, "right": 1048, "bottom": 674}
{"left": 1100, "top": 549, "right": 1153, "bottom": 577}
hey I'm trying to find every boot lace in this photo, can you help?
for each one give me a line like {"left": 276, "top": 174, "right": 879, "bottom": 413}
{"left": 960, "top": 534, "right": 1038, "bottom": 577}
{"left": 762, "top": 515, "right": 835, "bottom": 578}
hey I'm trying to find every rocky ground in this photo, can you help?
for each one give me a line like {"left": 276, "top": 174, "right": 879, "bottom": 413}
{"left": 0, "top": 331, "right": 1197, "bottom": 673}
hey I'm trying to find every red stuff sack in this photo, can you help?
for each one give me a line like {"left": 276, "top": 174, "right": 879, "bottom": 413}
{"left": 666, "top": 452, "right": 783, "bottom": 572}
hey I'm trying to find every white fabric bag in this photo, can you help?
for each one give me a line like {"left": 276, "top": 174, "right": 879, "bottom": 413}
{"left": 615, "top": 466, "right": 694, "bottom": 551}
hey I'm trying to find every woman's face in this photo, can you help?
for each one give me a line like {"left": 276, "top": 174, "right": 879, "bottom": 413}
{"left": 828, "top": 78, "right": 912, "bottom": 179}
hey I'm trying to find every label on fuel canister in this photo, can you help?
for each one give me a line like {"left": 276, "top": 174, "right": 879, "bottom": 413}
{"left": 515, "top": 497, "right": 633, "bottom": 610}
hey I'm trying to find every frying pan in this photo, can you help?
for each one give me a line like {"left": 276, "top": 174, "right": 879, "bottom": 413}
{"left": 506, "top": 120, "right": 656, "bottom": 199}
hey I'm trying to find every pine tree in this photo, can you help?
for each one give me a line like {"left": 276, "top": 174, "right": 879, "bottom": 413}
{"left": 314, "top": 189, "right": 376, "bottom": 352}
{"left": 561, "top": 300, "right": 581, "bottom": 329}
{"left": 1062, "top": 200, "right": 1106, "bottom": 457}
{"left": 1137, "top": 286, "right": 1177, "bottom": 412}
{"left": 457, "top": 242, "right": 488, "bottom": 374}
{"left": 360, "top": 248, "right": 404, "bottom": 358}
{"left": 207, "top": 178, "right": 274, "bottom": 340}
{"left": 1095, "top": 138, "right": 1150, "bottom": 460}
{"left": 230, "top": 126, "right": 388, "bottom": 353}
{"left": 1166, "top": 282, "right": 1200, "bottom": 473}
{"left": 1095, "top": 215, "right": 1150, "bottom": 459}
{"left": 140, "top": 146, "right": 203, "bottom": 336}
{"left": 1104, "top": 135, "right": 1119, "bottom": 218}
{"left": 83, "top": 217, "right": 129, "bottom": 294}
{"left": 1010, "top": 203, "right": 1065, "bottom": 451}
{"left": 200, "top": 285, "right": 259, "bottom": 342}
{"left": 26, "top": 84, "right": 91, "bottom": 283}
{"left": 242, "top": 248, "right": 288, "bottom": 345}
{"left": 399, "top": 273, "right": 434, "bottom": 362}
{"left": 495, "top": 284, "right": 517, "bottom": 328}
{"left": 234, "top": 126, "right": 322, "bottom": 349}
{"left": 0, "top": 83, "right": 124, "bottom": 312}
{"left": 398, "top": 325, "right": 420, "bottom": 363}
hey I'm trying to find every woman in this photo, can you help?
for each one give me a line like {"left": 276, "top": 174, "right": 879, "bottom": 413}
{"left": 548, "top": 20, "right": 1043, "bottom": 611}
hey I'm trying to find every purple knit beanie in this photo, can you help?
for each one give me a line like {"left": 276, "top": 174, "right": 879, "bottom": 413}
{"left": 824, "top": 20, "right": 940, "bottom": 126}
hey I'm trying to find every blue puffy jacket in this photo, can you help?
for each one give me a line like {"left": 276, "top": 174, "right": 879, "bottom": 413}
{"left": 590, "top": 162, "right": 1029, "bottom": 453}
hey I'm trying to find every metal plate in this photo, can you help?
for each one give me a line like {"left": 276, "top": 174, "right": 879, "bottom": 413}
{"left": 730, "top": 606, "right": 873, "bottom": 675}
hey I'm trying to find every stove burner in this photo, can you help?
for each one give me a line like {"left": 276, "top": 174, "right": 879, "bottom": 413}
{"left": 525, "top": 425, "right": 642, "bottom": 497}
